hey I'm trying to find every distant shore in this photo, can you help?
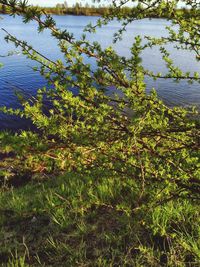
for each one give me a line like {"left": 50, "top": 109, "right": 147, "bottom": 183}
{"left": 0, "top": 4, "right": 197, "bottom": 18}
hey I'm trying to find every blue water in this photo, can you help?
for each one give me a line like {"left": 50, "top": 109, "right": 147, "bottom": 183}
{"left": 0, "top": 15, "right": 199, "bottom": 130}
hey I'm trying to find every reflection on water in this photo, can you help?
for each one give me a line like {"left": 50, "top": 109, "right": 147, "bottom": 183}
{"left": 0, "top": 15, "right": 199, "bottom": 130}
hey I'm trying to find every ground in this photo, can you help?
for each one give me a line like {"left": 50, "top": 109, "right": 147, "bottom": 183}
{"left": 0, "top": 171, "right": 199, "bottom": 266}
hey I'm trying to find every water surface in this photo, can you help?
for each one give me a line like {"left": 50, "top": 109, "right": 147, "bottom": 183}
{"left": 0, "top": 15, "right": 199, "bottom": 130}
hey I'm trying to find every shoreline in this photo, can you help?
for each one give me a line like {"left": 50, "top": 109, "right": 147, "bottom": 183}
{"left": 0, "top": 6, "right": 196, "bottom": 18}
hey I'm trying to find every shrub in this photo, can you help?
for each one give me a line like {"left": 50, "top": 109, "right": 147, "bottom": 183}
{"left": 0, "top": 0, "right": 199, "bottom": 207}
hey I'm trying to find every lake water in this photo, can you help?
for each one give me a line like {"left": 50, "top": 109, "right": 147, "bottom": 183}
{"left": 0, "top": 15, "right": 199, "bottom": 130}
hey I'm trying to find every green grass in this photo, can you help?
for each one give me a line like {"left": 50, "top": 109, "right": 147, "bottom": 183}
{"left": 0, "top": 172, "right": 199, "bottom": 266}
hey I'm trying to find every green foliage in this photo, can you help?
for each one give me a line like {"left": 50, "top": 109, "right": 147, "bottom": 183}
{"left": 0, "top": 0, "right": 199, "bottom": 265}
{"left": 0, "top": 0, "right": 199, "bottom": 201}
